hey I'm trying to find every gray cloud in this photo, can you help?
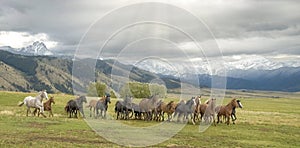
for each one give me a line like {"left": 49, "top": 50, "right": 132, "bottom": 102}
{"left": 0, "top": 0, "right": 299, "bottom": 60}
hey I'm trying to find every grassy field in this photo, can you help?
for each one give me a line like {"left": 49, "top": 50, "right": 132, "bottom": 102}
{"left": 0, "top": 91, "right": 299, "bottom": 147}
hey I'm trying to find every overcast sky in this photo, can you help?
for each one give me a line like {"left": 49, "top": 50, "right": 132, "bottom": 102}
{"left": 0, "top": 0, "right": 299, "bottom": 62}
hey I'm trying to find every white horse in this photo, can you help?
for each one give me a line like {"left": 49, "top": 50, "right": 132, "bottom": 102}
{"left": 18, "top": 90, "right": 49, "bottom": 117}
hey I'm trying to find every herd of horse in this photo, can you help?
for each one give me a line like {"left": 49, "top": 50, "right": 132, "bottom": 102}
{"left": 112, "top": 95, "right": 243, "bottom": 125}
{"left": 18, "top": 91, "right": 243, "bottom": 125}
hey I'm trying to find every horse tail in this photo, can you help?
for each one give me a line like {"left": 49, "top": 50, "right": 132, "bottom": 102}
{"left": 18, "top": 101, "right": 24, "bottom": 107}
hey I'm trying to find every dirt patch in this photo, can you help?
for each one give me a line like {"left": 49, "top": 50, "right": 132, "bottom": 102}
{"left": 26, "top": 122, "right": 47, "bottom": 129}
{"left": 0, "top": 110, "right": 14, "bottom": 115}
{"left": 26, "top": 135, "right": 107, "bottom": 145}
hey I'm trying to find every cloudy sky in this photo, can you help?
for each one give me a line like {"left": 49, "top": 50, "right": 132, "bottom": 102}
{"left": 0, "top": 0, "right": 299, "bottom": 63}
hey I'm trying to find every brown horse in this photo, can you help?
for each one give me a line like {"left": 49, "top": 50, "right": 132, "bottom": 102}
{"left": 216, "top": 98, "right": 241, "bottom": 125}
{"left": 192, "top": 96, "right": 202, "bottom": 122}
{"left": 198, "top": 98, "right": 212, "bottom": 122}
{"left": 33, "top": 96, "right": 55, "bottom": 117}
{"left": 156, "top": 101, "right": 177, "bottom": 121}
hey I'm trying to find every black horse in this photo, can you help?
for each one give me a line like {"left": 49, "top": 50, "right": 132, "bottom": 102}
{"left": 95, "top": 94, "right": 111, "bottom": 119}
{"left": 231, "top": 100, "right": 243, "bottom": 122}
{"left": 115, "top": 96, "right": 133, "bottom": 120}
{"left": 65, "top": 96, "right": 87, "bottom": 118}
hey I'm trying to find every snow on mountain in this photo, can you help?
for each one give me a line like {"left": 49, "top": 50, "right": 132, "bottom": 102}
{"left": 0, "top": 41, "right": 54, "bottom": 56}
{"left": 135, "top": 55, "right": 300, "bottom": 78}
{"left": 19, "top": 41, "right": 54, "bottom": 56}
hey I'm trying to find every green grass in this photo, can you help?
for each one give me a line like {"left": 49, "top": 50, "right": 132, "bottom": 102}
{"left": 0, "top": 91, "right": 299, "bottom": 147}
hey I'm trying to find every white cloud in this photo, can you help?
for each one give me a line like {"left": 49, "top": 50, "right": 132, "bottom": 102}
{"left": 0, "top": 31, "right": 57, "bottom": 49}
{"left": 0, "top": 0, "right": 299, "bottom": 61}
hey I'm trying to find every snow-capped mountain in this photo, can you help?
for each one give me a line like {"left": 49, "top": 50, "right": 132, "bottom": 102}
{"left": 136, "top": 55, "right": 300, "bottom": 77}
{"left": 0, "top": 41, "right": 54, "bottom": 56}
{"left": 135, "top": 55, "right": 300, "bottom": 91}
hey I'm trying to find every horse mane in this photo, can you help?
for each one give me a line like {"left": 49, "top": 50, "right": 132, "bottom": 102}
{"left": 225, "top": 98, "right": 237, "bottom": 108}
{"left": 99, "top": 96, "right": 106, "bottom": 102}
{"left": 167, "top": 101, "right": 174, "bottom": 106}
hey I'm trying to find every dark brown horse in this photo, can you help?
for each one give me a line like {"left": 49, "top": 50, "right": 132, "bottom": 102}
{"left": 216, "top": 98, "right": 242, "bottom": 125}
{"left": 33, "top": 96, "right": 55, "bottom": 117}
{"left": 65, "top": 96, "right": 87, "bottom": 118}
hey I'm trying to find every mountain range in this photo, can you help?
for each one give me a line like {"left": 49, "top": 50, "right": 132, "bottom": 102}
{"left": 0, "top": 50, "right": 182, "bottom": 94}
{"left": 0, "top": 42, "right": 300, "bottom": 92}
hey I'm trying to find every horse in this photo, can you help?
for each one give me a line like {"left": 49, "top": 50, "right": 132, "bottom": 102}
{"left": 199, "top": 98, "right": 214, "bottom": 122}
{"left": 95, "top": 94, "right": 111, "bottom": 119}
{"left": 203, "top": 98, "right": 216, "bottom": 125}
{"left": 173, "top": 97, "right": 197, "bottom": 125}
{"left": 231, "top": 100, "right": 243, "bottom": 121}
{"left": 115, "top": 96, "right": 133, "bottom": 120}
{"left": 139, "top": 95, "right": 160, "bottom": 121}
{"left": 156, "top": 100, "right": 177, "bottom": 121}
{"left": 65, "top": 95, "right": 87, "bottom": 118}
{"left": 86, "top": 99, "right": 99, "bottom": 118}
{"left": 216, "top": 99, "right": 243, "bottom": 125}
{"left": 131, "top": 103, "right": 143, "bottom": 119}
{"left": 18, "top": 90, "right": 49, "bottom": 117}
{"left": 192, "top": 96, "right": 202, "bottom": 122}
{"left": 33, "top": 96, "right": 55, "bottom": 117}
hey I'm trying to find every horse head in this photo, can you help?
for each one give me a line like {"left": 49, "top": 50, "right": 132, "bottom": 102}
{"left": 124, "top": 96, "right": 132, "bottom": 105}
{"left": 167, "top": 101, "right": 176, "bottom": 112}
{"left": 105, "top": 94, "right": 111, "bottom": 104}
{"left": 50, "top": 96, "right": 55, "bottom": 104}
{"left": 186, "top": 97, "right": 196, "bottom": 108}
{"left": 80, "top": 96, "right": 87, "bottom": 103}
{"left": 231, "top": 98, "right": 239, "bottom": 108}
{"left": 40, "top": 90, "right": 48, "bottom": 100}
{"left": 237, "top": 100, "right": 243, "bottom": 108}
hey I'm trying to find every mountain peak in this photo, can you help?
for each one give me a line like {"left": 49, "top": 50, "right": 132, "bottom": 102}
{"left": 19, "top": 41, "right": 53, "bottom": 56}
{"left": 32, "top": 41, "right": 47, "bottom": 48}
{"left": 0, "top": 41, "right": 55, "bottom": 56}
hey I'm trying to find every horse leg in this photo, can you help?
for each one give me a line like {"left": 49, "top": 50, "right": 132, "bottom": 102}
{"left": 213, "top": 114, "right": 216, "bottom": 126}
{"left": 80, "top": 108, "right": 85, "bottom": 118}
{"left": 89, "top": 107, "right": 92, "bottom": 117}
{"left": 231, "top": 113, "right": 236, "bottom": 121}
{"left": 116, "top": 111, "right": 119, "bottom": 120}
{"left": 190, "top": 113, "right": 195, "bottom": 125}
{"left": 226, "top": 116, "right": 230, "bottom": 125}
{"left": 26, "top": 107, "right": 30, "bottom": 117}
{"left": 39, "top": 106, "right": 46, "bottom": 118}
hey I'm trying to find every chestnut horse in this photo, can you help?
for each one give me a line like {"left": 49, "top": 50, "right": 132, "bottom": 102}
{"left": 156, "top": 101, "right": 177, "bottom": 121}
{"left": 216, "top": 99, "right": 242, "bottom": 125}
{"left": 33, "top": 96, "right": 55, "bottom": 117}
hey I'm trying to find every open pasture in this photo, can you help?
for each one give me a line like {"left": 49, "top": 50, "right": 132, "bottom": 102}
{"left": 0, "top": 91, "right": 299, "bottom": 147}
